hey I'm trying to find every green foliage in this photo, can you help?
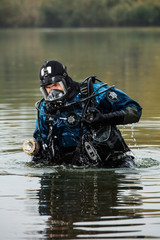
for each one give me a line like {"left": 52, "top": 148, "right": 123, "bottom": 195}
{"left": 126, "top": 1, "right": 160, "bottom": 26}
{"left": 0, "top": 0, "right": 160, "bottom": 27}
{"left": 0, "top": 0, "right": 20, "bottom": 27}
{"left": 0, "top": 0, "right": 42, "bottom": 27}
{"left": 39, "top": 0, "right": 109, "bottom": 27}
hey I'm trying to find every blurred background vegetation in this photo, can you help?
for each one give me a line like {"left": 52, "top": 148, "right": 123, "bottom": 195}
{"left": 0, "top": 0, "right": 160, "bottom": 28}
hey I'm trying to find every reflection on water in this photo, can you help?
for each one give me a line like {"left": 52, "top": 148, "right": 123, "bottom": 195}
{"left": 37, "top": 170, "right": 143, "bottom": 239}
{"left": 0, "top": 28, "right": 160, "bottom": 239}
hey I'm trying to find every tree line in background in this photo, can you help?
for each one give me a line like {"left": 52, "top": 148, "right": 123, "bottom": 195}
{"left": 1, "top": 0, "right": 160, "bottom": 28}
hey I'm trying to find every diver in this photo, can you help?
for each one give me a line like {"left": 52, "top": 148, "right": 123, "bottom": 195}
{"left": 23, "top": 60, "right": 142, "bottom": 168}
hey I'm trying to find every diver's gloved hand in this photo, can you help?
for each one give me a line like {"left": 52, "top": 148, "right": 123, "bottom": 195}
{"left": 82, "top": 108, "right": 125, "bottom": 126}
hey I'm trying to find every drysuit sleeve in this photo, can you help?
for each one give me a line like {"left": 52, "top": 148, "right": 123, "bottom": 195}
{"left": 98, "top": 87, "right": 142, "bottom": 125}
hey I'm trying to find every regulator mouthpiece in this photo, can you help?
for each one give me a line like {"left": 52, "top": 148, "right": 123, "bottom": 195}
{"left": 47, "top": 89, "right": 64, "bottom": 101}
{"left": 23, "top": 139, "right": 40, "bottom": 156}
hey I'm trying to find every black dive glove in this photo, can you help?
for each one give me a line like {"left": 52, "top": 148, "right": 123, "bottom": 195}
{"left": 82, "top": 108, "right": 124, "bottom": 126}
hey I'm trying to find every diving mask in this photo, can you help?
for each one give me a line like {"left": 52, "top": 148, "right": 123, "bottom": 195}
{"left": 40, "top": 81, "right": 67, "bottom": 102}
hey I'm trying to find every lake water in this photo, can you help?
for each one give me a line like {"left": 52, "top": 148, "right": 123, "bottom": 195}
{"left": 0, "top": 28, "right": 160, "bottom": 239}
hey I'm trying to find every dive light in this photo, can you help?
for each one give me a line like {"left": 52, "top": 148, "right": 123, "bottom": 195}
{"left": 23, "top": 139, "right": 40, "bottom": 156}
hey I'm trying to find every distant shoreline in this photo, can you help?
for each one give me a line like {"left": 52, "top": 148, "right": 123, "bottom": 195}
{"left": 1, "top": 0, "right": 160, "bottom": 28}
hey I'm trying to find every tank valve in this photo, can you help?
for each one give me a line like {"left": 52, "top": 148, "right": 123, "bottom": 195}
{"left": 23, "top": 139, "right": 40, "bottom": 156}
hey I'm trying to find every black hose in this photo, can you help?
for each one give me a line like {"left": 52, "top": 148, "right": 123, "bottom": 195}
{"left": 35, "top": 85, "right": 114, "bottom": 118}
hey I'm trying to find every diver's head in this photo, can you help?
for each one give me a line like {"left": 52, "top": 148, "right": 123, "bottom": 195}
{"left": 40, "top": 60, "right": 68, "bottom": 103}
{"left": 39, "top": 60, "right": 80, "bottom": 111}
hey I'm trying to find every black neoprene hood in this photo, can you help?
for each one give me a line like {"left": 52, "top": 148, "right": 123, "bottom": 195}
{"left": 39, "top": 60, "right": 80, "bottom": 102}
{"left": 40, "top": 60, "right": 66, "bottom": 79}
